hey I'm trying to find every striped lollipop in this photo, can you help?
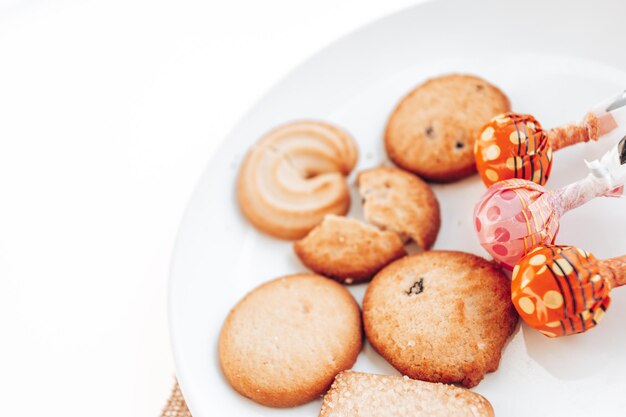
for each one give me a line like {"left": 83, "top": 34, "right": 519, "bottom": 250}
{"left": 511, "top": 244, "right": 626, "bottom": 337}
{"left": 475, "top": 91, "right": 626, "bottom": 187}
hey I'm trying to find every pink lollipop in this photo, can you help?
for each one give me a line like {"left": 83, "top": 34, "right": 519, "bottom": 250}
{"left": 474, "top": 137, "right": 626, "bottom": 270}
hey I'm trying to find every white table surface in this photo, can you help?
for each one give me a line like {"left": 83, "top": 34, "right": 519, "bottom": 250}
{"left": 0, "top": 0, "right": 418, "bottom": 416}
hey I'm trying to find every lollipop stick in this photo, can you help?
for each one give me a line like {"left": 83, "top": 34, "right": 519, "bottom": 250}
{"left": 547, "top": 113, "right": 599, "bottom": 150}
{"left": 597, "top": 112, "right": 619, "bottom": 136}
{"left": 599, "top": 254, "right": 626, "bottom": 288}
{"left": 551, "top": 174, "right": 613, "bottom": 217}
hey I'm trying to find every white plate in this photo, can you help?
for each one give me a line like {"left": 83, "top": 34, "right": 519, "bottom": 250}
{"left": 169, "top": 0, "right": 626, "bottom": 415}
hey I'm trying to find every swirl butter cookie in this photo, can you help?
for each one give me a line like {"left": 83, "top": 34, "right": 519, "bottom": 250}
{"left": 319, "top": 371, "right": 494, "bottom": 417}
{"left": 363, "top": 251, "right": 517, "bottom": 388}
{"left": 237, "top": 121, "right": 358, "bottom": 239}
{"left": 294, "top": 215, "right": 406, "bottom": 284}
{"left": 385, "top": 74, "right": 510, "bottom": 182}
{"left": 219, "top": 274, "right": 362, "bottom": 407}
{"left": 357, "top": 166, "right": 440, "bottom": 250}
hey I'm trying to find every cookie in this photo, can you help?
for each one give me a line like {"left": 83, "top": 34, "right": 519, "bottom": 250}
{"left": 357, "top": 166, "right": 440, "bottom": 249}
{"left": 385, "top": 74, "right": 511, "bottom": 182}
{"left": 363, "top": 251, "right": 518, "bottom": 388}
{"left": 294, "top": 215, "right": 406, "bottom": 284}
{"left": 237, "top": 120, "right": 359, "bottom": 239}
{"left": 319, "top": 371, "right": 494, "bottom": 417}
{"left": 219, "top": 274, "right": 362, "bottom": 407}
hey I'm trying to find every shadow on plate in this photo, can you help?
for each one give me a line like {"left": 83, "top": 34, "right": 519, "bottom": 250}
{"left": 523, "top": 290, "right": 626, "bottom": 379}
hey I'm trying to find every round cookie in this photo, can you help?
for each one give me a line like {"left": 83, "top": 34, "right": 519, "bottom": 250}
{"left": 363, "top": 251, "right": 518, "bottom": 388}
{"left": 385, "top": 74, "right": 511, "bottom": 182}
{"left": 219, "top": 274, "right": 362, "bottom": 407}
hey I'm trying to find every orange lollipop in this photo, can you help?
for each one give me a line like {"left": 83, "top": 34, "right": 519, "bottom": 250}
{"left": 511, "top": 244, "right": 626, "bottom": 338}
{"left": 475, "top": 91, "right": 626, "bottom": 187}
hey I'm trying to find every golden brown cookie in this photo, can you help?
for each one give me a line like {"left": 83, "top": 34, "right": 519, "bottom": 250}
{"left": 363, "top": 251, "right": 518, "bottom": 388}
{"left": 237, "top": 120, "right": 358, "bottom": 240}
{"left": 357, "top": 166, "right": 440, "bottom": 249}
{"left": 319, "top": 371, "right": 494, "bottom": 417}
{"left": 219, "top": 274, "right": 362, "bottom": 407}
{"left": 294, "top": 215, "right": 406, "bottom": 284}
{"left": 385, "top": 74, "right": 510, "bottom": 182}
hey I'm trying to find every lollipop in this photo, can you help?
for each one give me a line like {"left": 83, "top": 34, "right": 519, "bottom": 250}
{"left": 474, "top": 137, "right": 626, "bottom": 269}
{"left": 511, "top": 244, "right": 626, "bottom": 337}
{"left": 475, "top": 91, "right": 626, "bottom": 187}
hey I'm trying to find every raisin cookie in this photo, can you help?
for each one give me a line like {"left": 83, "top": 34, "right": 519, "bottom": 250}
{"left": 238, "top": 120, "right": 358, "bottom": 239}
{"left": 219, "top": 274, "right": 362, "bottom": 407}
{"left": 319, "top": 371, "right": 494, "bottom": 417}
{"left": 385, "top": 74, "right": 510, "bottom": 182}
{"left": 358, "top": 166, "right": 440, "bottom": 249}
{"left": 294, "top": 215, "right": 406, "bottom": 284}
{"left": 363, "top": 251, "right": 518, "bottom": 388}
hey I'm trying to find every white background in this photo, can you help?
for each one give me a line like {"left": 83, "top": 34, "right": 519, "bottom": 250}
{"left": 0, "top": 0, "right": 419, "bottom": 416}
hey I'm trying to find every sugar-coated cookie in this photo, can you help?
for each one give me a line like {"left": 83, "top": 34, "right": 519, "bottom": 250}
{"left": 363, "top": 251, "right": 517, "bottom": 388}
{"left": 238, "top": 120, "right": 358, "bottom": 240}
{"left": 294, "top": 215, "right": 406, "bottom": 284}
{"left": 319, "top": 371, "right": 494, "bottom": 417}
{"left": 219, "top": 274, "right": 362, "bottom": 407}
{"left": 385, "top": 74, "right": 510, "bottom": 182}
{"left": 357, "top": 166, "right": 440, "bottom": 250}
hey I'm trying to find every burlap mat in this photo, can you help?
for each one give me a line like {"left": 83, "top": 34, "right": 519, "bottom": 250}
{"left": 161, "top": 381, "right": 192, "bottom": 417}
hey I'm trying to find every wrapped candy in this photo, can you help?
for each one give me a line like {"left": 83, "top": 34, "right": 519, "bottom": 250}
{"left": 474, "top": 137, "right": 626, "bottom": 269}
{"left": 511, "top": 244, "right": 626, "bottom": 337}
{"left": 475, "top": 91, "right": 626, "bottom": 187}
